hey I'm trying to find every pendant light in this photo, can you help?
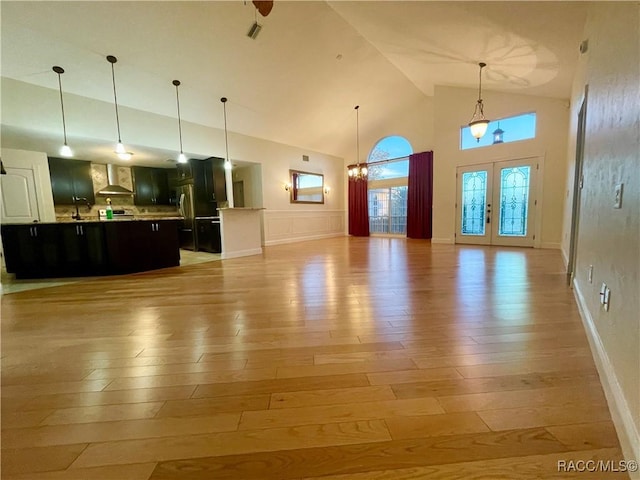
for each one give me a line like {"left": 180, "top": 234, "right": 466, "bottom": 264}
{"left": 468, "top": 62, "right": 490, "bottom": 142}
{"left": 173, "top": 80, "right": 187, "bottom": 164}
{"left": 107, "top": 55, "right": 132, "bottom": 160}
{"left": 220, "top": 97, "right": 232, "bottom": 171}
{"left": 52, "top": 66, "right": 73, "bottom": 157}
{"left": 348, "top": 105, "right": 367, "bottom": 180}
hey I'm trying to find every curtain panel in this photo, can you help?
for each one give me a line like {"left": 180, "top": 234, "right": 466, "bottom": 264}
{"left": 348, "top": 172, "right": 370, "bottom": 237}
{"left": 406, "top": 151, "right": 434, "bottom": 239}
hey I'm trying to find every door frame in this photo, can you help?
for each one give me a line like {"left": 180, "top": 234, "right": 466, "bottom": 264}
{"left": 567, "top": 88, "right": 588, "bottom": 284}
{"left": 455, "top": 155, "right": 544, "bottom": 248}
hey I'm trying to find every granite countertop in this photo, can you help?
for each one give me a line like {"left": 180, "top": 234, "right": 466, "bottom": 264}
{"left": 7, "top": 216, "right": 185, "bottom": 225}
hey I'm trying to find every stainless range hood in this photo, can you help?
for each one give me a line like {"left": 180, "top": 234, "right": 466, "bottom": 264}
{"left": 97, "top": 164, "right": 133, "bottom": 196}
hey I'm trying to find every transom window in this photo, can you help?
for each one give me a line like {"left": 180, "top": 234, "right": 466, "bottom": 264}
{"left": 461, "top": 112, "right": 537, "bottom": 150}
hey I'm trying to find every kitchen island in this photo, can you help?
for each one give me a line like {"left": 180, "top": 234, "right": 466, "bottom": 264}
{"left": 1, "top": 219, "right": 180, "bottom": 279}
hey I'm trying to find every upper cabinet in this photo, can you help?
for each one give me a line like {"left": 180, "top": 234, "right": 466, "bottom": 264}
{"left": 176, "top": 162, "right": 193, "bottom": 183}
{"left": 191, "top": 157, "right": 226, "bottom": 216}
{"left": 132, "top": 166, "right": 171, "bottom": 206}
{"left": 48, "top": 157, "right": 95, "bottom": 205}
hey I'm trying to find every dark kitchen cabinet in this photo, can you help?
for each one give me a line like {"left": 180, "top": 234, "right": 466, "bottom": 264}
{"left": 2, "top": 220, "right": 179, "bottom": 279}
{"left": 132, "top": 166, "right": 170, "bottom": 206}
{"left": 192, "top": 157, "right": 226, "bottom": 216}
{"left": 104, "top": 220, "right": 179, "bottom": 274}
{"left": 1, "top": 223, "right": 82, "bottom": 278}
{"left": 176, "top": 162, "right": 193, "bottom": 183}
{"left": 196, "top": 217, "right": 221, "bottom": 253}
{"left": 58, "top": 223, "right": 108, "bottom": 275}
{"left": 48, "top": 157, "right": 95, "bottom": 205}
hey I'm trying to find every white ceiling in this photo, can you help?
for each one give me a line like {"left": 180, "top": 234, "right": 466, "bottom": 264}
{"left": 1, "top": 1, "right": 587, "bottom": 163}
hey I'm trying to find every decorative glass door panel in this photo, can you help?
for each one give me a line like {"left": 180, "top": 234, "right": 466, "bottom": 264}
{"left": 456, "top": 164, "right": 493, "bottom": 245}
{"left": 457, "top": 159, "right": 538, "bottom": 247}
{"left": 461, "top": 171, "right": 488, "bottom": 236}
{"left": 498, "top": 166, "right": 530, "bottom": 237}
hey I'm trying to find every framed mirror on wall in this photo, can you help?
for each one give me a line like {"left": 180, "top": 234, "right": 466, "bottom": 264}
{"left": 289, "top": 170, "right": 324, "bottom": 204}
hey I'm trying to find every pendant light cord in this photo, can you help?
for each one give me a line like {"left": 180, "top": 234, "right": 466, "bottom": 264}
{"left": 222, "top": 98, "right": 230, "bottom": 165}
{"left": 355, "top": 105, "right": 360, "bottom": 167}
{"left": 174, "top": 82, "right": 184, "bottom": 153}
{"left": 110, "top": 62, "right": 122, "bottom": 143}
{"left": 56, "top": 73, "right": 68, "bottom": 145}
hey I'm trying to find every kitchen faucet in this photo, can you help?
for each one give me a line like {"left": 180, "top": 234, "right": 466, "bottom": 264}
{"left": 72, "top": 196, "right": 92, "bottom": 220}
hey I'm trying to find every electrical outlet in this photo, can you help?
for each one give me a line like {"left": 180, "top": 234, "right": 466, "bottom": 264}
{"left": 588, "top": 265, "right": 593, "bottom": 283}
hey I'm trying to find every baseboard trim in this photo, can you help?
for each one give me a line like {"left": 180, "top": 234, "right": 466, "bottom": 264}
{"left": 264, "top": 232, "right": 344, "bottom": 247}
{"left": 221, "top": 248, "right": 263, "bottom": 260}
{"left": 540, "top": 242, "right": 561, "bottom": 250}
{"left": 573, "top": 280, "right": 640, "bottom": 474}
{"left": 431, "top": 237, "right": 454, "bottom": 245}
{"left": 561, "top": 246, "right": 569, "bottom": 268}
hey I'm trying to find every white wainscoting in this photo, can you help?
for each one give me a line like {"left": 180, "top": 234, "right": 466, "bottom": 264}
{"left": 263, "top": 210, "right": 346, "bottom": 246}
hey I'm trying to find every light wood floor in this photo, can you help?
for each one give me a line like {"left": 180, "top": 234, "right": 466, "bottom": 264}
{"left": 0, "top": 237, "right": 629, "bottom": 479}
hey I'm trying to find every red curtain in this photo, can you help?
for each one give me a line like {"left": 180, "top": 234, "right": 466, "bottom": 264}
{"left": 348, "top": 173, "right": 370, "bottom": 237}
{"left": 406, "top": 151, "right": 434, "bottom": 239}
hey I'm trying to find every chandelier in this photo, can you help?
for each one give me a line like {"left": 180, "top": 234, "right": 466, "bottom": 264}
{"left": 348, "top": 105, "right": 368, "bottom": 180}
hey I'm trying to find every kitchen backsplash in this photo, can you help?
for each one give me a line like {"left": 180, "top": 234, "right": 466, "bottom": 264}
{"left": 55, "top": 164, "right": 179, "bottom": 221}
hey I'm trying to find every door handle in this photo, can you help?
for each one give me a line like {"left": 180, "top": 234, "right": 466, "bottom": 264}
{"left": 76, "top": 225, "right": 80, "bottom": 235}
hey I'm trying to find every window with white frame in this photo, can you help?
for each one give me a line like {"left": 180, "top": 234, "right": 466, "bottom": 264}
{"left": 367, "top": 136, "right": 412, "bottom": 235}
{"left": 460, "top": 112, "right": 537, "bottom": 150}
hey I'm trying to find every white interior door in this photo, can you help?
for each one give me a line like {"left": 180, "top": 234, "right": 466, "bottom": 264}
{"left": 456, "top": 159, "right": 538, "bottom": 247}
{"left": 1, "top": 167, "right": 40, "bottom": 224}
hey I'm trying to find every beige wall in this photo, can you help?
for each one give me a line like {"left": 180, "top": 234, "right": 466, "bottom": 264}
{"left": 432, "top": 86, "right": 570, "bottom": 246}
{"left": 562, "top": 3, "right": 640, "bottom": 463}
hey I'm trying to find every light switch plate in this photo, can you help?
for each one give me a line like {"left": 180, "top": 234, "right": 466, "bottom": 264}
{"left": 614, "top": 183, "right": 624, "bottom": 208}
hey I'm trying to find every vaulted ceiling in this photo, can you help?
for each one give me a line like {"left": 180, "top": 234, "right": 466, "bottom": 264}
{"left": 1, "top": 1, "right": 587, "bottom": 163}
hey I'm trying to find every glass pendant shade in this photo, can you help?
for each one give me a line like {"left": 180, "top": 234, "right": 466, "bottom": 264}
{"left": 178, "top": 152, "right": 187, "bottom": 164}
{"left": 115, "top": 141, "right": 126, "bottom": 154}
{"left": 469, "top": 112, "right": 489, "bottom": 140}
{"left": 60, "top": 144, "right": 73, "bottom": 157}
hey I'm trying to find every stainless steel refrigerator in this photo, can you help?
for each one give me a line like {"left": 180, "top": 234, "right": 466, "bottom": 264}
{"left": 178, "top": 183, "right": 196, "bottom": 250}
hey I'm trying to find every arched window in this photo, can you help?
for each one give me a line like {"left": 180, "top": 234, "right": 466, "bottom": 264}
{"left": 367, "top": 136, "right": 413, "bottom": 235}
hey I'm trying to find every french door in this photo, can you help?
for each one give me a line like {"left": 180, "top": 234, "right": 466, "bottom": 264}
{"left": 456, "top": 158, "right": 538, "bottom": 247}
